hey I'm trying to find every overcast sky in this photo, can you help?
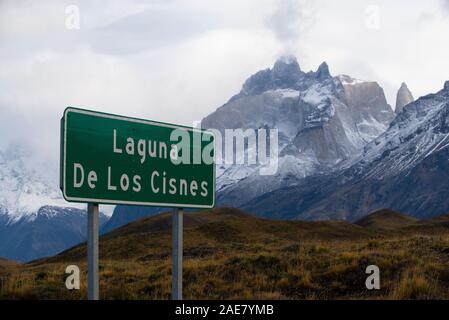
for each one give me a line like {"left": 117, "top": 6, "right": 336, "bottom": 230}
{"left": 1, "top": 0, "right": 449, "bottom": 177}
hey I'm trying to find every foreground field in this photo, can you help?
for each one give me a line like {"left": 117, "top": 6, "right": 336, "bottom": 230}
{"left": 1, "top": 208, "right": 449, "bottom": 300}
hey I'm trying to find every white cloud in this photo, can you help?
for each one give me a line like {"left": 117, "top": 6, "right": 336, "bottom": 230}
{"left": 1, "top": 0, "right": 449, "bottom": 176}
{"left": 266, "top": 0, "right": 317, "bottom": 55}
{"left": 442, "top": 0, "right": 449, "bottom": 11}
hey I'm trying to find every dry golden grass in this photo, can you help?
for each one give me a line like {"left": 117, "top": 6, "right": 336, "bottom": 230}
{"left": 1, "top": 208, "right": 449, "bottom": 300}
{"left": 390, "top": 268, "right": 442, "bottom": 300}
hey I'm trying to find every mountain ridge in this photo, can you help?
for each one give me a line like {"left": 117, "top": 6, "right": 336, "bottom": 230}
{"left": 108, "top": 56, "right": 396, "bottom": 230}
{"left": 108, "top": 57, "right": 449, "bottom": 229}
{"left": 241, "top": 80, "right": 449, "bottom": 221}
{"left": 0, "top": 205, "right": 108, "bottom": 262}
{"left": 203, "top": 56, "right": 395, "bottom": 211}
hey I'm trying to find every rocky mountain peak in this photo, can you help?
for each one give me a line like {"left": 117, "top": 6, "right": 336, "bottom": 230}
{"left": 315, "top": 62, "right": 331, "bottom": 80}
{"left": 444, "top": 80, "right": 449, "bottom": 91}
{"left": 271, "top": 55, "right": 303, "bottom": 87}
{"left": 272, "top": 55, "right": 301, "bottom": 72}
{"left": 201, "top": 56, "right": 396, "bottom": 212}
{"left": 237, "top": 55, "right": 304, "bottom": 97}
{"left": 395, "top": 82, "right": 414, "bottom": 114}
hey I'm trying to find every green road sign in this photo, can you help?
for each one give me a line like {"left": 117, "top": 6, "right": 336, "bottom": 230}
{"left": 60, "top": 107, "right": 215, "bottom": 208}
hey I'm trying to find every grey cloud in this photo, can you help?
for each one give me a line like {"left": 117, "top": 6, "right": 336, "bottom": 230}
{"left": 265, "top": 0, "right": 316, "bottom": 53}
{"left": 86, "top": 6, "right": 218, "bottom": 55}
{"left": 443, "top": 0, "right": 449, "bottom": 11}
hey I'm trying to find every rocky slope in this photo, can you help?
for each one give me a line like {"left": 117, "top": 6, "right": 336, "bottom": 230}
{"left": 242, "top": 81, "right": 449, "bottom": 220}
{"left": 202, "top": 56, "right": 394, "bottom": 208}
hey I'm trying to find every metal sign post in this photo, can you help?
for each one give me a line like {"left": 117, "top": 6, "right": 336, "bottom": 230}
{"left": 172, "top": 208, "right": 183, "bottom": 300}
{"left": 60, "top": 107, "right": 215, "bottom": 301}
{"left": 87, "top": 203, "right": 99, "bottom": 300}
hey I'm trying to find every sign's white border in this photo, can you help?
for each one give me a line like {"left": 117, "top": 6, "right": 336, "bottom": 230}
{"left": 61, "top": 107, "right": 216, "bottom": 208}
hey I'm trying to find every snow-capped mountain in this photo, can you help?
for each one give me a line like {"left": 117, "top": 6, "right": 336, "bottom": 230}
{"left": 106, "top": 57, "right": 449, "bottom": 229}
{"left": 201, "top": 56, "right": 394, "bottom": 207}
{"left": 0, "top": 148, "right": 79, "bottom": 222}
{"left": 0, "top": 147, "right": 108, "bottom": 261}
{"left": 108, "top": 56, "right": 397, "bottom": 229}
{"left": 0, "top": 205, "right": 108, "bottom": 262}
{"left": 355, "top": 81, "right": 449, "bottom": 179}
{"left": 242, "top": 81, "right": 449, "bottom": 221}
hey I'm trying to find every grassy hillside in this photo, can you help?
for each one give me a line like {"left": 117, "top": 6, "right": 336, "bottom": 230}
{"left": 354, "top": 209, "right": 420, "bottom": 229}
{"left": 1, "top": 208, "right": 449, "bottom": 300}
{"left": 0, "top": 258, "right": 19, "bottom": 270}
